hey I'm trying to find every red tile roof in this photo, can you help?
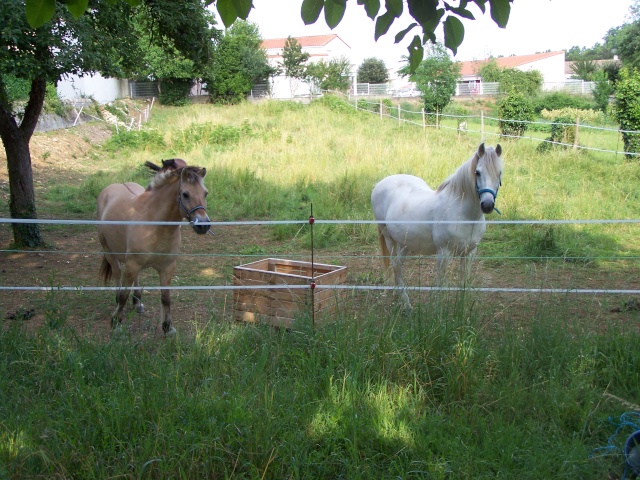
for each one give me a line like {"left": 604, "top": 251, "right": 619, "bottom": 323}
{"left": 262, "top": 34, "right": 350, "bottom": 50}
{"left": 458, "top": 51, "right": 564, "bottom": 76}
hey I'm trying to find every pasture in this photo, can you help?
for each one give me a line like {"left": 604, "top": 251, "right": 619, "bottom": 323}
{"left": 1, "top": 96, "right": 639, "bottom": 479}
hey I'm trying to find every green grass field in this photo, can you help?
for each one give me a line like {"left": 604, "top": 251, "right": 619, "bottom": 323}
{"left": 1, "top": 96, "right": 639, "bottom": 479}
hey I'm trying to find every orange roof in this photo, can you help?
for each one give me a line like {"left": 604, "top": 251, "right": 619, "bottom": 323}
{"left": 262, "top": 34, "right": 350, "bottom": 50}
{"left": 458, "top": 51, "right": 564, "bottom": 76}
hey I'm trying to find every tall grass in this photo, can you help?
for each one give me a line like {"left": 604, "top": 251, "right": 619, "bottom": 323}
{"left": 1, "top": 291, "right": 637, "bottom": 479}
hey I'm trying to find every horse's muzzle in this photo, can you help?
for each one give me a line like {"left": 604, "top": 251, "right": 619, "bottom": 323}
{"left": 480, "top": 200, "right": 495, "bottom": 214}
{"left": 191, "top": 215, "right": 211, "bottom": 235}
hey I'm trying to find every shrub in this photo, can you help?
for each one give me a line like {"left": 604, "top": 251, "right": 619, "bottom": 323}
{"left": 613, "top": 68, "right": 640, "bottom": 159}
{"left": 536, "top": 115, "right": 576, "bottom": 153}
{"left": 498, "top": 92, "right": 534, "bottom": 138}
{"left": 533, "top": 92, "right": 596, "bottom": 114}
{"left": 159, "top": 78, "right": 193, "bottom": 106}
{"left": 540, "top": 107, "right": 605, "bottom": 125}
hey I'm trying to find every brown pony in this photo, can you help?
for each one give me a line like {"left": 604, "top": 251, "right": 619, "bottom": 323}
{"left": 97, "top": 160, "right": 211, "bottom": 335}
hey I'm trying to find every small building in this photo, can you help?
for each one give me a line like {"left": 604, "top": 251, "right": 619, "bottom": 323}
{"left": 261, "top": 34, "right": 352, "bottom": 99}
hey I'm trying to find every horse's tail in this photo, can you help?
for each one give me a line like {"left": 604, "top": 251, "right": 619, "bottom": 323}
{"left": 377, "top": 225, "right": 391, "bottom": 281}
{"left": 99, "top": 256, "right": 112, "bottom": 285}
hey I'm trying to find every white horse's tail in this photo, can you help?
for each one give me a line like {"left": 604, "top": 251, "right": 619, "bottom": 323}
{"left": 377, "top": 225, "right": 391, "bottom": 282}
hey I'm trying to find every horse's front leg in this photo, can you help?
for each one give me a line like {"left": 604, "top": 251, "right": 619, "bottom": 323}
{"left": 459, "top": 247, "right": 477, "bottom": 287}
{"left": 391, "top": 247, "right": 412, "bottom": 310}
{"left": 158, "top": 263, "right": 177, "bottom": 336}
{"left": 436, "top": 248, "right": 451, "bottom": 286}
{"left": 132, "top": 274, "right": 145, "bottom": 313}
{"left": 113, "top": 263, "right": 140, "bottom": 329}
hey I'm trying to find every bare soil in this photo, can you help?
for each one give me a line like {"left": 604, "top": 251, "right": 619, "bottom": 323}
{"left": 1, "top": 122, "right": 639, "bottom": 340}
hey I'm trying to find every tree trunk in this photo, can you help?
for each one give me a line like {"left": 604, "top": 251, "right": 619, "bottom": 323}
{"left": 0, "top": 78, "right": 46, "bottom": 247}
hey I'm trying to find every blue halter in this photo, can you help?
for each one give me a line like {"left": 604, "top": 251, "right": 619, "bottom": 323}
{"left": 476, "top": 182, "right": 502, "bottom": 215}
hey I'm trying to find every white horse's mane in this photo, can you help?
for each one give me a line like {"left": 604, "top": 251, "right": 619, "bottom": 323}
{"left": 436, "top": 146, "right": 502, "bottom": 198}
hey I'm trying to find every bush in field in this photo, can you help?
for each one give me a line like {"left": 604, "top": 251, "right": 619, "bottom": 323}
{"left": 159, "top": 78, "right": 193, "bottom": 106}
{"left": 613, "top": 68, "right": 640, "bottom": 159}
{"left": 536, "top": 115, "right": 576, "bottom": 152}
{"left": 532, "top": 92, "right": 596, "bottom": 114}
{"left": 540, "top": 107, "right": 605, "bottom": 125}
{"left": 498, "top": 92, "right": 534, "bottom": 138}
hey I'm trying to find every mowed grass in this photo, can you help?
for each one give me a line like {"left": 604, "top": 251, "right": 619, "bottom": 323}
{"left": 1, "top": 96, "right": 640, "bottom": 479}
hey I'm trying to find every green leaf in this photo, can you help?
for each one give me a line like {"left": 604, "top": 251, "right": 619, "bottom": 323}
{"left": 443, "top": 15, "right": 464, "bottom": 54}
{"left": 407, "top": 0, "right": 437, "bottom": 25}
{"left": 385, "top": 0, "right": 403, "bottom": 17}
{"left": 357, "top": 0, "right": 380, "bottom": 19}
{"left": 408, "top": 35, "right": 423, "bottom": 73}
{"left": 301, "top": 0, "right": 324, "bottom": 24}
{"left": 446, "top": 6, "right": 475, "bottom": 20}
{"left": 25, "top": 0, "right": 56, "bottom": 28}
{"left": 374, "top": 10, "right": 396, "bottom": 40}
{"left": 324, "top": 0, "right": 347, "bottom": 29}
{"left": 489, "top": 0, "right": 511, "bottom": 28}
{"left": 394, "top": 22, "right": 418, "bottom": 44}
{"left": 233, "top": 0, "right": 254, "bottom": 19}
{"left": 65, "top": 0, "right": 89, "bottom": 18}
{"left": 471, "top": 0, "right": 487, "bottom": 13}
{"left": 216, "top": 0, "right": 239, "bottom": 27}
{"left": 123, "top": 0, "right": 142, "bottom": 6}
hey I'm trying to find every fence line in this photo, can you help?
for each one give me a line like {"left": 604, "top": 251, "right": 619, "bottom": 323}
{"left": 342, "top": 91, "right": 640, "bottom": 158}
{"left": 1, "top": 218, "right": 639, "bottom": 295}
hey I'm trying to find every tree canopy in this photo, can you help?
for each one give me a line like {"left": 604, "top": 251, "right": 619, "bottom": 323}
{"left": 399, "top": 43, "right": 460, "bottom": 113}
{"left": 1, "top": 0, "right": 216, "bottom": 246}
{"left": 205, "top": 20, "right": 274, "bottom": 103}
{"left": 357, "top": 58, "right": 389, "bottom": 84}
{"left": 26, "top": 0, "right": 514, "bottom": 73}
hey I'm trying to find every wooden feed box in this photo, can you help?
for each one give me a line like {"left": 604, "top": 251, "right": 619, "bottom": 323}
{"left": 233, "top": 258, "right": 347, "bottom": 328}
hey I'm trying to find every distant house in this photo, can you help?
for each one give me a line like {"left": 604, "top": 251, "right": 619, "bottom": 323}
{"left": 457, "top": 51, "right": 566, "bottom": 95}
{"left": 261, "top": 34, "right": 352, "bottom": 99}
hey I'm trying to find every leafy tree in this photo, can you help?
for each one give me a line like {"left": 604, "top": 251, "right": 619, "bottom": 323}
{"left": 0, "top": 0, "right": 213, "bottom": 247}
{"left": 130, "top": 5, "right": 220, "bottom": 105}
{"left": 478, "top": 59, "right": 502, "bottom": 82}
{"left": 498, "top": 92, "right": 534, "bottom": 139}
{"left": 592, "top": 70, "right": 614, "bottom": 113}
{"left": 206, "top": 20, "right": 274, "bottom": 104}
{"left": 613, "top": 67, "right": 640, "bottom": 158}
{"left": 570, "top": 59, "right": 598, "bottom": 81}
{"left": 27, "top": 0, "right": 515, "bottom": 73}
{"left": 281, "top": 37, "right": 310, "bottom": 98}
{"left": 306, "top": 57, "right": 353, "bottom": 92}
{"left": 399, "top": 43, "right": 460, "bottom": 113}
{"left": 479, "top": 61, "right": 542, "bottom": 96}
{"left": 357, "top": 58, "right": 389, "bottom": 84}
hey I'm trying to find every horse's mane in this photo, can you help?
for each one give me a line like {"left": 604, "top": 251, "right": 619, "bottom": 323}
{"left": 147, "top": 166, "right": 204, "bottom": 190}
{"left": 436, "top": 146, "right": 502, "bottom": 198}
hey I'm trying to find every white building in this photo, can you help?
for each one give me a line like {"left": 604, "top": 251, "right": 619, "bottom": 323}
{"left": 457, "top": 51, "right": 566, "bottom": 95}
{"left": 261, "top": 34, "right": 352, "bottom": 99}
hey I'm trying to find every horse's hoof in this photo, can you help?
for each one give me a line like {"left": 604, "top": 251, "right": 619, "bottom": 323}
{"left": 135, "top": 304, "right": 145, "bottom": 314}
{"left": 164, "top": 326, "right": 177, "bottom": 338}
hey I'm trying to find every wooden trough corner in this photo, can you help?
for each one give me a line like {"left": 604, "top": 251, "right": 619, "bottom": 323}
{"left": 233, "top": 258, "right": 347, "bottom": 329}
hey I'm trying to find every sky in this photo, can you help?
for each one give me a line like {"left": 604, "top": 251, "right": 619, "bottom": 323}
{"left": 243, "top": 0, "right": 634, "bottom": 70}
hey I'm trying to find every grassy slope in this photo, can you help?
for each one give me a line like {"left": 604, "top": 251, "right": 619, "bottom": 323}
{"left": 1, "top": 97, "right": 639, "bottom": 479}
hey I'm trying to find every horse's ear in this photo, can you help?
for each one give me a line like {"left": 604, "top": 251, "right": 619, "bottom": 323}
{"left": 145, "top": 161, "right": 161, "bottom": 172}
{"left": 495, "top": 144, "right": 502, "bottom": 157}
{"left": 162, "top": 159, "right": 176, "bottom": 169}
{"left": 198, "top": 168, "right": 207, "bottom": 178}
{"left": 477, "top": 143, "right": 485, "bottom": 157}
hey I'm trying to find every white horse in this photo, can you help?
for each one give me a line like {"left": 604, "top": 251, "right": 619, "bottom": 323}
{"left": 371, "top": 143, "right": 503, "bottom": 309}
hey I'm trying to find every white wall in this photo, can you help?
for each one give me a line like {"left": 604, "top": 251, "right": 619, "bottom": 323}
{"left": 517, "top": 53, "right": 566, "bottom": 85}
{"left": 57, "top": 73, "right": 129, "bottom": 104}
